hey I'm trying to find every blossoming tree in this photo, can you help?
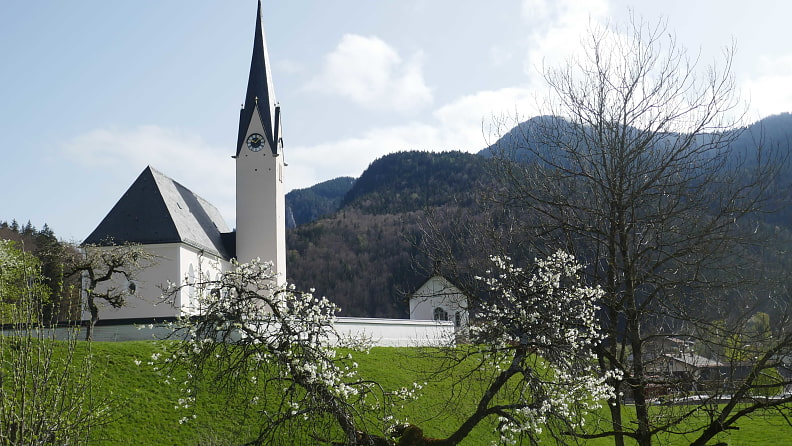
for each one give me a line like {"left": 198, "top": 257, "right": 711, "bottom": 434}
{"left": 411, "top": 250, "right": 615, "bottom": 445}
{"left": 160, "top": 251, "right": 612, "bottom": 445}
{"left": 160, "top": 259, "right": 408, "bottom": 445}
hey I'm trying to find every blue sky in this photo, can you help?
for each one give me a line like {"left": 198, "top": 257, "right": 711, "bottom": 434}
{"left": 3, "top": 0, "right": 791, "bottom": 241}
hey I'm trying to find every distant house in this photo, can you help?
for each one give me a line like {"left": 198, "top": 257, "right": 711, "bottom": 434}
{"left": 409, "top": 275, "right": 469, "bottom": 332}
{"left": 776, "top": 355, "right": 792, "bottom": 394}
{"left": 642, "top": 337, "right": 772, "bottom": 395}
{"left": 651, "top": 353, "right": 723, "bottom": 379}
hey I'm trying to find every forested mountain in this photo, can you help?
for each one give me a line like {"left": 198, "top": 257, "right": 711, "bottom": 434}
{"left": 287, "top": 114, "right": 792, "bottom": 318}
{"left": 478, "top": 115, "right": 570, "bottom": 159}
{"left": 286, "top": 151, "right": 495, "bottom": 317}
{"left": 341, "top": 151, "right": 490, "bottom": 214}
{"left": 730, "top": 113, "right": 792, "bottom": 228}
{"left": 285, "top": 177, "right": 355, "bottom": 228}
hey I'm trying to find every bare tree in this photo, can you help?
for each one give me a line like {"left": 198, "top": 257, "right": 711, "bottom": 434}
{"left": 65, "top": 243, "right": 155, "bottom": 340}
{"left": 485, "top": 14, "right": 791, "bottom": 446}
{"left": 0, "top": 240, "right": 111, "bottom": 444}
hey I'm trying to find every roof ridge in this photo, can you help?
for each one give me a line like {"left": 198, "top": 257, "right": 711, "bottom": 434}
{"left": 84, "top": 167, "right": 232, "bottom": 260}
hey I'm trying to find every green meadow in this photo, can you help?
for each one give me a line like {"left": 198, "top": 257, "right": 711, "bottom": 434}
{"left": 78, "top": 342, "right": 790, "bottom": 445}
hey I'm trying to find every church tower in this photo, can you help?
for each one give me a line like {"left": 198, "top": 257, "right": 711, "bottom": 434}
{"left": 235, "top": 0, "right": 286, "bottom": 282}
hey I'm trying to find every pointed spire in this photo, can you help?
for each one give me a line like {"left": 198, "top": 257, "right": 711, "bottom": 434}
{"left": 236, "top": 0, "right": 278, "bottom": 155}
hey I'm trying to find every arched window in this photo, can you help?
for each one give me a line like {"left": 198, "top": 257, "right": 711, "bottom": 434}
{"left": 217, "top": 273, "right": 229, "bottom": 298}
{"left": 433, "top": 307, "right": 449, "bottom": 321}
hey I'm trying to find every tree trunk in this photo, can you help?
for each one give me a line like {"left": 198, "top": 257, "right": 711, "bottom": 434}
{"left": 442, "top": 349, "right": 525, "bottom": 445}
{"left": 608, "top": 399, "right": 626, "bottom": 446}
{"left": 86, "top": 296, "right": 98, "bottom": 341}
{"left": 628, "top": 317, "right": 652, "bottom": 446}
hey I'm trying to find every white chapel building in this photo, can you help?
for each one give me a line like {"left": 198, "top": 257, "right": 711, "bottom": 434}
{"left": 410, "top": 275, "right": 470, "bottom": 332}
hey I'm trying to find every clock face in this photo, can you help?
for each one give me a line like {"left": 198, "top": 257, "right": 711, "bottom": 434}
{"left": 246, "top": 133, "right": 265, "bottom": 152}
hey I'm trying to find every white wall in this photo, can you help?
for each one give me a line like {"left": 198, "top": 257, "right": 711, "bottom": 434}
{"left": 59, "top": 318, "right": 456, "bottom": 346}
{"left": 334, "top": 317, "right": 455, "bottom": 347}
{"left": 82, "top": 243, "right": 230, "bottom": 321}
{"left": 409, "top": 276, "right": 469, "bottom": 330}
{"left": 175, "top": 245, "right": 230, "bottom": 317}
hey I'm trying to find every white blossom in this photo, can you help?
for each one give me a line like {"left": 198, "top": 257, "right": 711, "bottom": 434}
{"left": 472, "top": 250, "right": 615, "bottom": 442}
{"left": 155, "top": 257, "right": 406, "bottom": 438}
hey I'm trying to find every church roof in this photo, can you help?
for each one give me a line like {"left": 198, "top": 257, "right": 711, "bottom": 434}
{"left": 236, "top": 0, "right": 278, "bottom": 156}
{"left": 84, "top": 166, "right": 234, "bottom": 259}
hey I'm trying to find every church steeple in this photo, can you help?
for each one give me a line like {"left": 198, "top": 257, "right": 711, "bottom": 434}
{"left": 235, "top": 0, "right": 286, "bottom": 283}
{"left": 236, "top": 0, "right": 281, "bottom": 157}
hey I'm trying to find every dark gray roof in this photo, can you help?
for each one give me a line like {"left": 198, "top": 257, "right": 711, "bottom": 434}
{"left": 236, "top": 0, "right": 278, "bottom": 156}
{"left": 84, "top": 166, "right": 234, "bottom": 259}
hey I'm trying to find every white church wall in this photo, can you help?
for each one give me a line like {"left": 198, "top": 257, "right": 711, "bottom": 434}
{"left": 57, "top": 317, "right": 456, "bottom": 346}
{"left": 82, "top": 243, "right": 181, "bottom": 321}
{"left": 175, "top": 244, "right": 231, "bottom": 317}
{"left": 82, "top": 243, "right": 230, "bottom": 322}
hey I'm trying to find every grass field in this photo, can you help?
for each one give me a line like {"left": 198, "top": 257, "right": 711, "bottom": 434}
{"left": 75, "top": 342, "right": 792, "bottom": 445}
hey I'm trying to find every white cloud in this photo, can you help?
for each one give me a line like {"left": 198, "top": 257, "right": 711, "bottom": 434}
{"left": 742, "top": 54, "right": 792, "bottom": 118}
{"left": 62, "top": 125, "right": 236, "bottom": 225}
{"left": 520, "top": 0, "right": 610, "bottom": 77}
{"left": 743, "top": 75, "right": 792, "bottom": 119}
{"left": 305, "top": 34, "right": 433, "bottom": 112}
{"left": 433, "top": 87, "right": 538, "bottom": 147}
{"left": 285, "top": 86, "right": 536, "bottom": 191}
{"left": 285, "top": 122, "right": 439, "bottom": 191}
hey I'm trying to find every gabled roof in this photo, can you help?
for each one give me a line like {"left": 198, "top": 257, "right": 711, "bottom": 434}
{"left": 411, "top": 275, "right": 467, "bottom": 299}
{"left": 663, "top": 353, "right": 723, "bottom": 368}
{"left": 84, "top": 166, "right": 234, "bottom": 259}
{"left": 236, "top": 0, "right": 278, "bottom": 156}
{"left": 411, "top": 273, "right": 490, "bottom": 300}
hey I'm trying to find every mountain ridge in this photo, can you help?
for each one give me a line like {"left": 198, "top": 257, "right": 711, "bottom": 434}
{"left": 286, "top": 114, "right": 792, "bottom": 318}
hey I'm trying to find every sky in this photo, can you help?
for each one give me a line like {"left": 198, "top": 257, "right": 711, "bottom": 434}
{"left": 2, "top": 0, "right": 792, "bottom": 242}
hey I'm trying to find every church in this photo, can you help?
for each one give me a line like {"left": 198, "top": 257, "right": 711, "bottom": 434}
{"left": 82, "top": 1, "right": 462, "bottom": 345}
{"left": 83, "top": 0, "right": 284, "bottom": 322}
